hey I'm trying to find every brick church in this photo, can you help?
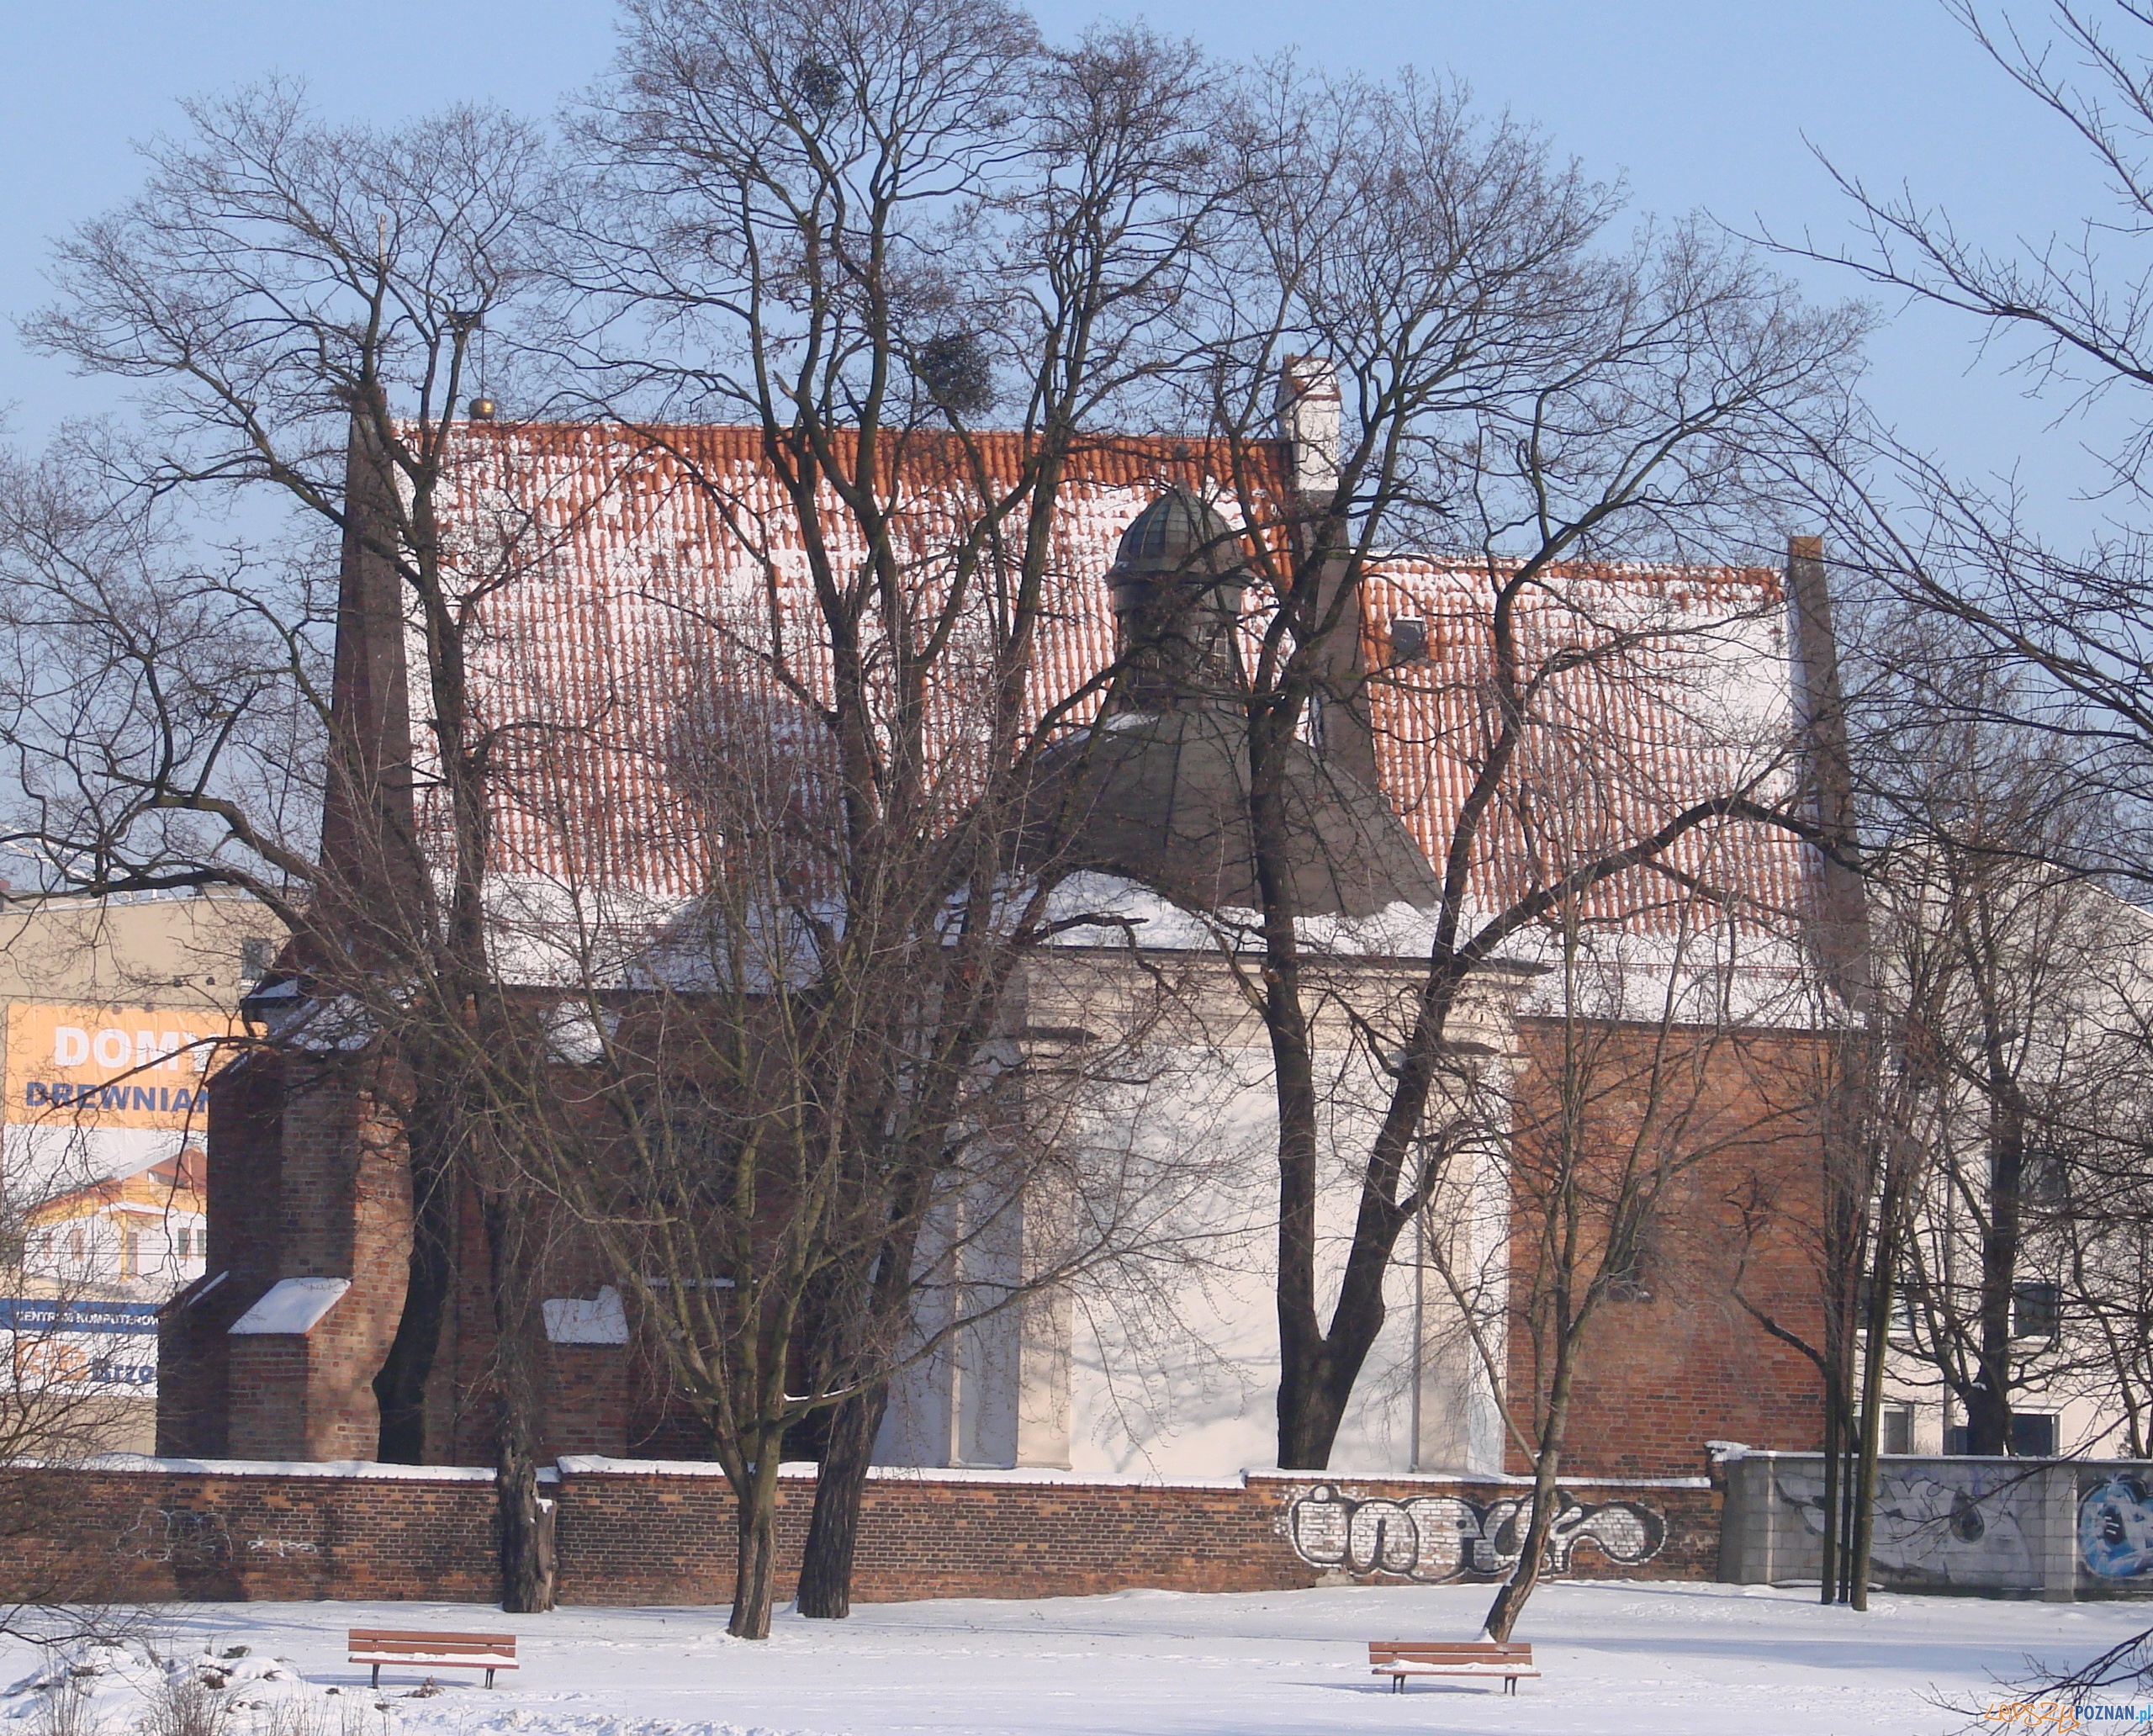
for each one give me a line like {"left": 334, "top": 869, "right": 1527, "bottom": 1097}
{"left": 156, "top": 378, "right": 1838, "bottom": 1481}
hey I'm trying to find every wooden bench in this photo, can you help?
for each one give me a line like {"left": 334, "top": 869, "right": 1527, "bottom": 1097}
{"left": 348, "top": 1628, "right": 518, "bottom": 1690}
{"left": 1368, "top": 1640, "right": 1537, "bottom": 1695}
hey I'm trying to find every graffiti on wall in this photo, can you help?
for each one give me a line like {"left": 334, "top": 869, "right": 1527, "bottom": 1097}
{"left": 1772, "top": 1464, "right": 2037, "bottom": 1586}
{"left": 114, "top": 1505, "right": 325, "bottom": 1569}
{"left": 2079, "top": 1475, "right": 2153, "bottom": 1579}
{"left": 1282, "top": 1482, "right": 1666, "bottom": 1583}
{"left": 116, "top": 1506, "right": 230, "bottom": 1568}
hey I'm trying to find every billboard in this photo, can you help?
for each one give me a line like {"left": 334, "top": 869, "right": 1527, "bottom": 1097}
{"left": 3, "top": 1003, "right": 231, "bottom": 1133}
{"left": 0, "top": 1298, "right": 160, "bottom": 1394}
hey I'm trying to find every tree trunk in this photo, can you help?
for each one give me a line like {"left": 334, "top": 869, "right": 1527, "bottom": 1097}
{"left": 1969, "top": 1096, "right": 2025, "bottom": 1457}
{"left": 1484, "top": 1447, "right": 1563, "bottom": 1642}
{"left": 1270, "top": 998, "right": 1332, "bottom": 1469}
{"left": 482, "top": 1190, "right": 556, "bottom": 1612}
{"left": 1838, "top": 1429, "right": 1859, "bottom": 1603}
{"left": 1818, "top": 1369, "right": 1841, "bottom": 1606}
{"left": 1848, "top": 1255, "right": 1895, "bottom": 1610}
{"left": 798, "top": 1382, "right": 891, "bottom": 1619}
{"left": 1849, "top": 1140, "right": 1914, "bottom": 1611}
{"left": 1484, "top": 1321, "right": 1579, "bottom": 1641}
{"left": 496, "top": 1433, "right": 557, "bottom": 1614}
{"left": 729, "top": 1441, "right": 786, "bottom": 1640}
{"left": 1277, "top": 1361, "right": 1353, "bottom": 1471}
{"left": 373, "top": 1085, "right": 458, "bottom": 1462}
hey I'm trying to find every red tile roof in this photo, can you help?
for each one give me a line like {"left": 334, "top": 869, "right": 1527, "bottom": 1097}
{"left": 1362, "top": 558, "right": 1807, "bottom": 934}
{"left": 425, "top": 423, "right": 1807, "bottom": 936}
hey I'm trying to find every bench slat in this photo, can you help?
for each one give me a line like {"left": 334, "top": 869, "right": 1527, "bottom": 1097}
{"left": 1374, "top": 1665, "right": 1542, "bottom": 1677}
{"left": 350, "top": 1630, "right": 516, "bottom": 1647}
{"left": 1369, "top": 1645, "right": 1524, "bottom": 1662}
{"left": 1367, "top": 1639, "right": 1536, "bottom": 1696}
{"left": 349, "top": 1628, "right": 517, "bottom": 1689}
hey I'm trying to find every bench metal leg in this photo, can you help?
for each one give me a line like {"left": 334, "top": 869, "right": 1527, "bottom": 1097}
{"left": 1505, "top": 1676, "right": 1516, "bottom": 1696}
{"left": 370, "top": 1665, "right": 379, "bottom": 1690}
{"left": 485, "top": 1669, "right": 495, "bottom": 1689}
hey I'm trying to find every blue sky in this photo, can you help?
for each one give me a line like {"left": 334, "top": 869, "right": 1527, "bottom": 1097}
{"left": 0, "top": 2, "right": 2126, "bottom": 542}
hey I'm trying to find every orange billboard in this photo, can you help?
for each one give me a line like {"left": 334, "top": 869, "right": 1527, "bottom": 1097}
{"left": 4, "top": 1003, "right": 233, "bottom": 1131}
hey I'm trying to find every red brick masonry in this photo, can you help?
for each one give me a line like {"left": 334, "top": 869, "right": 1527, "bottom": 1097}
{"left": 0, "top": 1459, "right": 1720, "bottom": 1606}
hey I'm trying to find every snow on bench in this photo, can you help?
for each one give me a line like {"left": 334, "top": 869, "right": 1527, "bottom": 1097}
{"left": 348, "top": 1628, "right": 518, "bottom": 1690}
{"left": 1367, "top": 1640, "right": 1538, "bottom": 1695}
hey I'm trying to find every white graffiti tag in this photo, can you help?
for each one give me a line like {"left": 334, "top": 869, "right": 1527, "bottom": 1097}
{"left": 1283, "top": 1483, "right": 1666, "bottom": 1582}
{"left": 115, "top": 1506, "right": 231, "bottom": 1567}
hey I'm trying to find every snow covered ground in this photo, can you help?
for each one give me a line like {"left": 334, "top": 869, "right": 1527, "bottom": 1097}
{"left": 3, "top": 1580, "right": 2146, "bottom": 1735}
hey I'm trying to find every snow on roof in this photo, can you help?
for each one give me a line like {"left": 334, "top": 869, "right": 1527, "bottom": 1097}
{"left": 412, "top": 423, "right": 1813, "bottom": 950}
{"left": 1362, "top": 558, "right": 1806, "bottom": 936}
{"left": 542, "top": 1286, "right": 627, "bottom": 1346}
{"left": 425, "top": 424, "right": 1257, "bottom": 902}
{"left": 227, "top": 1276, "right": 350, "bottom": 1336}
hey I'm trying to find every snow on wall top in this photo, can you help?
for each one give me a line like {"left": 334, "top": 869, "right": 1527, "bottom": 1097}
{"left": 542, "top": 1287, "right": 628, "bottom": 1346}
{"left": 71, "top": 1453, "right": 1711, "bottom": 1489}
{"left": 227, "top": 1277, "right": 350, "bottom": 1336}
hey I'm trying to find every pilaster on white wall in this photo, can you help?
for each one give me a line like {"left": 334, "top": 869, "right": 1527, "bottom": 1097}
{"left": 1411, "top": 1061, "right": 1513, "bottom": 1477}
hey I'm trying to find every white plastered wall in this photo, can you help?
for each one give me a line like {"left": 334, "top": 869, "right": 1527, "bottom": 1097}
{"left": 878, "top": 929, "right": 1529, "bottom": 1479}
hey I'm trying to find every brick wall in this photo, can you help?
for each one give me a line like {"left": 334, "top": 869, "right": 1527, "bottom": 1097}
{"left": 0, "top": 1465, "right": 499, "bottom": 1606}
{"left": 1505, "top": 1022, "right": 1830, "bottom": 1478}
{"left": 0, "top": 1462, "right": 1720, "bottom": 1608}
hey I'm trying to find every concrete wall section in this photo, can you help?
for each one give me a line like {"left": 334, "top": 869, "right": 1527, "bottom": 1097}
{"left": 1720, "top": 1450, "right": 2153, "bottom": 1600}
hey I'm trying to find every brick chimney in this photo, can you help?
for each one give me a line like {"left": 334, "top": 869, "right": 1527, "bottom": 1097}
{"left": 1785, "top": 534, "right": 1871, "bottom": 1013}
{"left": 1276, "top": 355, "right": 1342, "bottom": 504}
{"left": 1274, "top": 356, "right": 1378, "bottom": 789}
{"left": 317, "top": 393, "right": 426, "bottom": 963}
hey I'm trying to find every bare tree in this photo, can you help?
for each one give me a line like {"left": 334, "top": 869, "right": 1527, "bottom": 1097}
{"left": 1849, "top": 618, "right": 2153, "bottom": 1452}
{"left": 1179, "top": 62, "right": 1866, "bottom": 1492}
{"left": 454, "top": 653, "right": 1214, "bottom": 1638}
{"left": 1794, "top": 3, "right": 2153, "bottom": 889}
{"left": 1750, "top": 4, "right": 2153, "bottom": 1675}
{"left": 5, "top": 84, "right": 572, "bottom": 1609}
{"left": 549, "top": 0, "right": 1236, "bottom": 1627}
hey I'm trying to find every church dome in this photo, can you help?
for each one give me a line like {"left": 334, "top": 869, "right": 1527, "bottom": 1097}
{"left": 1109, "top": 488, "right": 1241, "bottom": 576}
{"left": 1019, "top": 490, "right": 1443, "bottom": 922}
{"left": 1025, "top": 706, "right": 1442, "bottom": 920}
{"left": 1107, "top": 489, "right": 1247, "bottom": 710}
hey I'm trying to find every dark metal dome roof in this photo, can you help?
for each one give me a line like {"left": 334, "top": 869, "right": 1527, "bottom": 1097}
{"left": 1024, "top": 707, "right": 1442, "bottom": 920}
{"left": 1023, "top": 486, "right": 1442, "bottom": 921}
{"left": 1109, "top": 487, "right": 1242, "bottom": 577}
{"left": 1108, "top": 489, "right": 1249, "bottom": 712}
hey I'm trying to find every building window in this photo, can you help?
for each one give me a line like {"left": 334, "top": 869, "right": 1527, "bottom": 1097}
{"left": 1883, "top": 1405, "right": 1913, "bottom": 1456}
{"left": 120, "top": 1230, "right": 139, "bottom": 1278}
{"left": 1948, "top": 1415, "right": 2061, "bottom": 1455}
{"left": 2013, "top": 1280, "right": 2061, "bottom": 1341}
{"left": 2012, "top": 1412, "right": 2059, "bottom": 1457}
{"left": 2023, "top": 1146, "right": 2067, "bottom": 1206}
{"left": 1855, "top": 1275, "right": 1917, "bottom": 1336}
{"left": 241, "top": 935, "right": 278, "bottom": 979}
